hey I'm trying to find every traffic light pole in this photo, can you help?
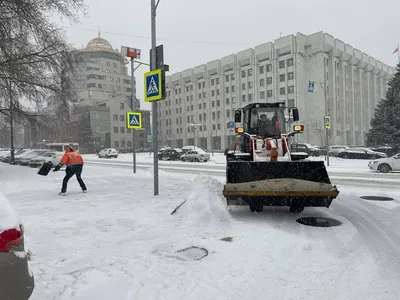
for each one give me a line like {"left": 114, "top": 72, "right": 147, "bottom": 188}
{"left": 131, "top": 58, "right": 137, "bottom": 173}
{"left": 151, "top": 0, "right": 159, "bottom": 195}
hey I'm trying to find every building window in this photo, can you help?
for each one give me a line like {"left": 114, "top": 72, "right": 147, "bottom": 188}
{"left": 248, "top": 81, "right": 253, "bottom": 89}
{"left": 120, "top": 115, "right": 124, "bottom": 121}
{"left": 226, "top": 98, "right": 230, "bottom": 105}
{"left": 226, "top": 109, "right": 230, "bottom": 118}
{"left": 280, "top": 74, "right": 285, "bottom": 82}
{"left": 232, "top": 96, "right": 236, "bottom": 104}
{"left": 226, "top": 86, "right": 230, "bottom": 93}
{"left": 216, "top": 78, "right": 219, "bottom": 84}
{"left": 247, "top": 69, "right": 253, "bottom": 76}
{"left": 231, "top": 86, "right": 235, "bottom": 92}
{"left": 198, "top": 93, "right": 201, "bottom": 99}
{"left": 267, "top": 64, "right": 272, "bottom": 72}
{"left": 120, "top": 127, "right": 125, "bottom": 133}
{"left": 242, "top": 95, "right": 246, "bottom": 102}
{"left": 267, "top": 77, "right": 272, "bottom": 85}
{"left": 127, "top": 141, "right": 132, "bottom": 147}
{"left": 280, "top": 87, "right": 286, "bottom": 95}
{"left": 287, "top": 58, "right": 293, "bottom": 67}
{"left": 198, "top": 83, "right": 201, "bottom": 89}
{"left": 288, "top": 99, "right": 295, "bottom": 108}
{"left": 120, "top": 103, "right": 124, "bottom": 109}
{"left": 212, "top": 112, "right": 216, "bottom": 119}
{"left": 279, "top": 60, "right": 285, "bottom": 69}
{"left": 288, "top": 85, "right": 295, "bottom": 94}
{"left": 203, "top": 103, "right": 207, "bottom": 109}
{"left": 216, "top": 89, "right": 220, "bottom": 96}
{"left": 114, "top": 141, "right": 119, "bottom": 147}
{"left": 199, "top": 103, "right": 202, "bottom": 109}
{"left": 242, "top": 83, "right": 246, "bottom": 90}
{"left": 212, "top": 101, "right": 215, "bottom": 107}
{"left": 211, "top": 78, "right": 215, "bottom": 86}
{"left": 288, "top": 72, "right": 294, "bottom": 80}
{"left": 225, "top": 75, "right": 229, "bottom": 82}
{"left": 113, "top": 114, "right": 118, "bottom": 121}
{"left": 202, "top": 82, "right": 205, "bottom": 88}
{"left": 114, "top": 127, "right": 118, "bottom": 133}
{"left": 259, "top": 65, "right": 264, "bottom": 74}
{"left": 260, "top": 91, "right": 265, "bottom": 99}
{"left": 241, "top": 70, "right": 246, "bottom": 78}
{"left": 211, "top": 90, "right": 215, "bottom": 96}
{"left": 260, "top": 79, "right": 265, "bottom": 86}
{"left": 231, "top": 73, "right": 235, "bottom": 80}
{"left": 267, "top": 90, "right": 273, "bottom": 97}
{"left": 248, "top": 93, "right": 253, "bottom": 101}
{"left": 203, "top": 92, "right": 206, "bottom": 98}
{"left": 216, "top": 99, "right": 220, "bottom": 106}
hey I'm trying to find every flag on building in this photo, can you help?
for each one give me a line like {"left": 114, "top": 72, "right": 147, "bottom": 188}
{"left": 393, "top": 45, "right": 399, "bottom": 54}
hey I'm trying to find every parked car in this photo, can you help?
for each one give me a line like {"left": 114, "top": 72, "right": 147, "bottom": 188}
{"left": 98, "top": 148, "right": 118, "bottom": 158}
{"left": 158, "top": 148, "right": 183, "bottom": 161}
{"left": 181, "top": 146, "right": 205, "bottom": 154}
{"left": 181, "top": 149, "right": 210, "bottom": 162}
{"left": 329, "top": 145, "right": 349, "bottom": 157}
{"left": 29, "top": 151, "right": 63, "bottom": 168}
{"left": 0, "top": 193, "right": 34, "bottom": 299}
{"left": 290, "top": 143, "right": 320, "bottom": 157}
{"left": 1, "top": 149, "right": 31, "bottom": 163}
{"left": 338, "top": 148, "right": 388, "bottom": 160}
{"left": 18, "top": 150, "right": 48, "bottom": 166}
{"left": 8, "top": 149, "right": 37, "bottom": 164}
{"left": 369, "top": 153, "right": 400, "bottom": 173}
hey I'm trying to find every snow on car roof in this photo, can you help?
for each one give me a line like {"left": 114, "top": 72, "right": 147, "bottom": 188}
{"left": 0, "top": 193, "right": 21, "bottom": 232}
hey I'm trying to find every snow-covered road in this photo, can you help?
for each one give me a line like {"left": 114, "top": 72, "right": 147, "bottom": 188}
{"left": 1, "top": 162, "right": 400, "bottom": 299}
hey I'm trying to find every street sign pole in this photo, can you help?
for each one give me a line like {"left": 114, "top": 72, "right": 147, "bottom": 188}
{"left": 131, "top": 58, "right": 137, "bottom": 173}
{"left": 323, "top": 61, "right": 330, "bottom": 167}
{"left": 151, "top": 0, "right": 159, "bottom": 196}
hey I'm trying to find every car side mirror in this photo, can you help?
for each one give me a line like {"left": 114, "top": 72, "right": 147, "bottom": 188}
{"left": 234, "top": 110, "right": 242, "bottom": 123}
{"left": 292, "top": 108, "right": 299, "bottom": 122}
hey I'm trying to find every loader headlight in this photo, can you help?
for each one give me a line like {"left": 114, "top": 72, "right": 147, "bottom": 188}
{"left": 293, "top": 125, "right": 304, "bottom": 132}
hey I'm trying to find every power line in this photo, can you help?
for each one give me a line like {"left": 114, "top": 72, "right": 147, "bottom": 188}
{"left": 61, "top": 25, "right": 263, "bottom": 46}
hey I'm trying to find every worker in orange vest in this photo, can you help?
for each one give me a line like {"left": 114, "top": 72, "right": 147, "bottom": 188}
{"left": 53, "top": 146, "right": 87, "bottom": 196}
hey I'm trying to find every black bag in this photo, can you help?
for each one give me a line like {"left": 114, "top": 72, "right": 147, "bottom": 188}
{"left": 37, "top": 161, "right": 54, "bottom": 176}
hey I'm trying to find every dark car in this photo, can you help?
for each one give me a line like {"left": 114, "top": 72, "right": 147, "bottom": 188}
{"left": 338, "top": 147, "right": 388, "bottom": 159}
{"left": 158, "top": 148, "right": 183, "bottom": 161}
{"left": 291, "top": 143, "right": 320, "bottom": 157}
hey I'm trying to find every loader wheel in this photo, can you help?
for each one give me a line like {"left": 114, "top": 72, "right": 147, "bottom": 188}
{"left": 249, "top": 204, "right": 263, "bottom": 213}
{"left": 289, "top": 205, "right": 304, "bottom": 213}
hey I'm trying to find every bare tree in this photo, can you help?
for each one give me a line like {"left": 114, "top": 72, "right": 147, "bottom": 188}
{"left": 0, "top": 0, "right": 86, "bottom": 107}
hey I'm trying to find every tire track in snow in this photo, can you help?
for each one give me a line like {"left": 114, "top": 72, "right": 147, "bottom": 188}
{"left": 333, "top": 198, "right": 400, "bottom": 284}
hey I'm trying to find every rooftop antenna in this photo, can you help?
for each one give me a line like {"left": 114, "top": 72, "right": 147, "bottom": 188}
{"left": 98, "top": 27, "right": 101, "bottom": 38}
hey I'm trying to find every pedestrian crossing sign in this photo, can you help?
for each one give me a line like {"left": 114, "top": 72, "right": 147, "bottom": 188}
{"left": 144, "top": 69, "right": 162, "bottom": 102}
{"left": 126, "top": 112, "right": 142, "bottom": 129}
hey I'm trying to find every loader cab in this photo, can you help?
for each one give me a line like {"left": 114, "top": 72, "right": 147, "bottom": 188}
{"left": 235, "top": 103, "right": 299, "bottom": 137}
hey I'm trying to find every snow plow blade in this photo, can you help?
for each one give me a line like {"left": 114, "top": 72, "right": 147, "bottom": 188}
{"left": 223, "top": 161, "right": 339, "bottom": 210}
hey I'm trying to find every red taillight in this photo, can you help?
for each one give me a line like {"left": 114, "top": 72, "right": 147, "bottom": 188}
{"left": 0, "top": 227, "right": 23, "bottom": 252}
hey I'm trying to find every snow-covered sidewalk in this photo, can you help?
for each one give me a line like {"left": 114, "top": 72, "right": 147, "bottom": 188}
{"left": 1, "top": 163, "right": 400, "bottom": 299}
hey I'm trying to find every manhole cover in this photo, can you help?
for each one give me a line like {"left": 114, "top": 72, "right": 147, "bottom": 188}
{"left": 360, "top": 196, "right": 394, "bottom": 201}
{"left": 297, "top": 217, "right": 342, "bottom": 227}
{"left": 175, "top": 246, "right": 208, "bottom": 260}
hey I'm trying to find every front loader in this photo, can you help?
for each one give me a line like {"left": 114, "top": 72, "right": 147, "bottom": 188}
{"left": 223, "top": 102, "right": 339, "bottom": 213}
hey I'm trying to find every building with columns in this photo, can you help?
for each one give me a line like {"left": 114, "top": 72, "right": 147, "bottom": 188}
{"left": 157, "top": 31, "right": 394, "bottom": 150}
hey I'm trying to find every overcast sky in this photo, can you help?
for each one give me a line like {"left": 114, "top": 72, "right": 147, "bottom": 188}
{"left": 55, "top": 0, "right": 400, "bottom": 110}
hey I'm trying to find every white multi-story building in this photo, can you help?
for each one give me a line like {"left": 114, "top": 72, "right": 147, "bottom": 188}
{"left": 157, "top": 31, "right": 394, "bottom": 150}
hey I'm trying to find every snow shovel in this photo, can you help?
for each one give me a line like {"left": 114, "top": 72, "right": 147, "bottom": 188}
{"left": 37, "top": 161, "right": 54, "bottom": 176}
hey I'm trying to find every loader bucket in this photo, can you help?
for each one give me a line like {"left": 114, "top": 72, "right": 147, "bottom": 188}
{"left": 223, "top": 161, "right": 339, "bottom": 210}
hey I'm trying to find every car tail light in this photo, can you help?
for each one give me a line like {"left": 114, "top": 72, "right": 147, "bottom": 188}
{"left": 0, "top": 226, "right": 23, "bottom": 252}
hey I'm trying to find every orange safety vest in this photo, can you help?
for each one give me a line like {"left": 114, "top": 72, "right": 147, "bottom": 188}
{"left": 61, "top": 149, "right": 84, "bottom": 166}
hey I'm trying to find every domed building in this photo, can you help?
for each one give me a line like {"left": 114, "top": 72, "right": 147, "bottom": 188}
{"left": 61, "top": 35, "right": 149, "bottom": 153}
{"left": 71, "top": 35, "right": 136, "bottom": 103}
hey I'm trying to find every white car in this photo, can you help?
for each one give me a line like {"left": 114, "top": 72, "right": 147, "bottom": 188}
{"left": 368, "top": 153, "right": 400, "bottom": 173}
{"left": 98, "top": 148, "right": 118, "bottom": 158}
{"left": 181, "top": 150, "right": 210, "bottom": 162}
{"left": 29, "top": 151, "right": 63, "bottom": 168}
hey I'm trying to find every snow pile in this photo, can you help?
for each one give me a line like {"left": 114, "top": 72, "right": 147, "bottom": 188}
{"left": 179, "top": 174, "right": 231, "bottom": 223}
{"left": 0, "top": 193, "right": 21, "bottom": 231}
